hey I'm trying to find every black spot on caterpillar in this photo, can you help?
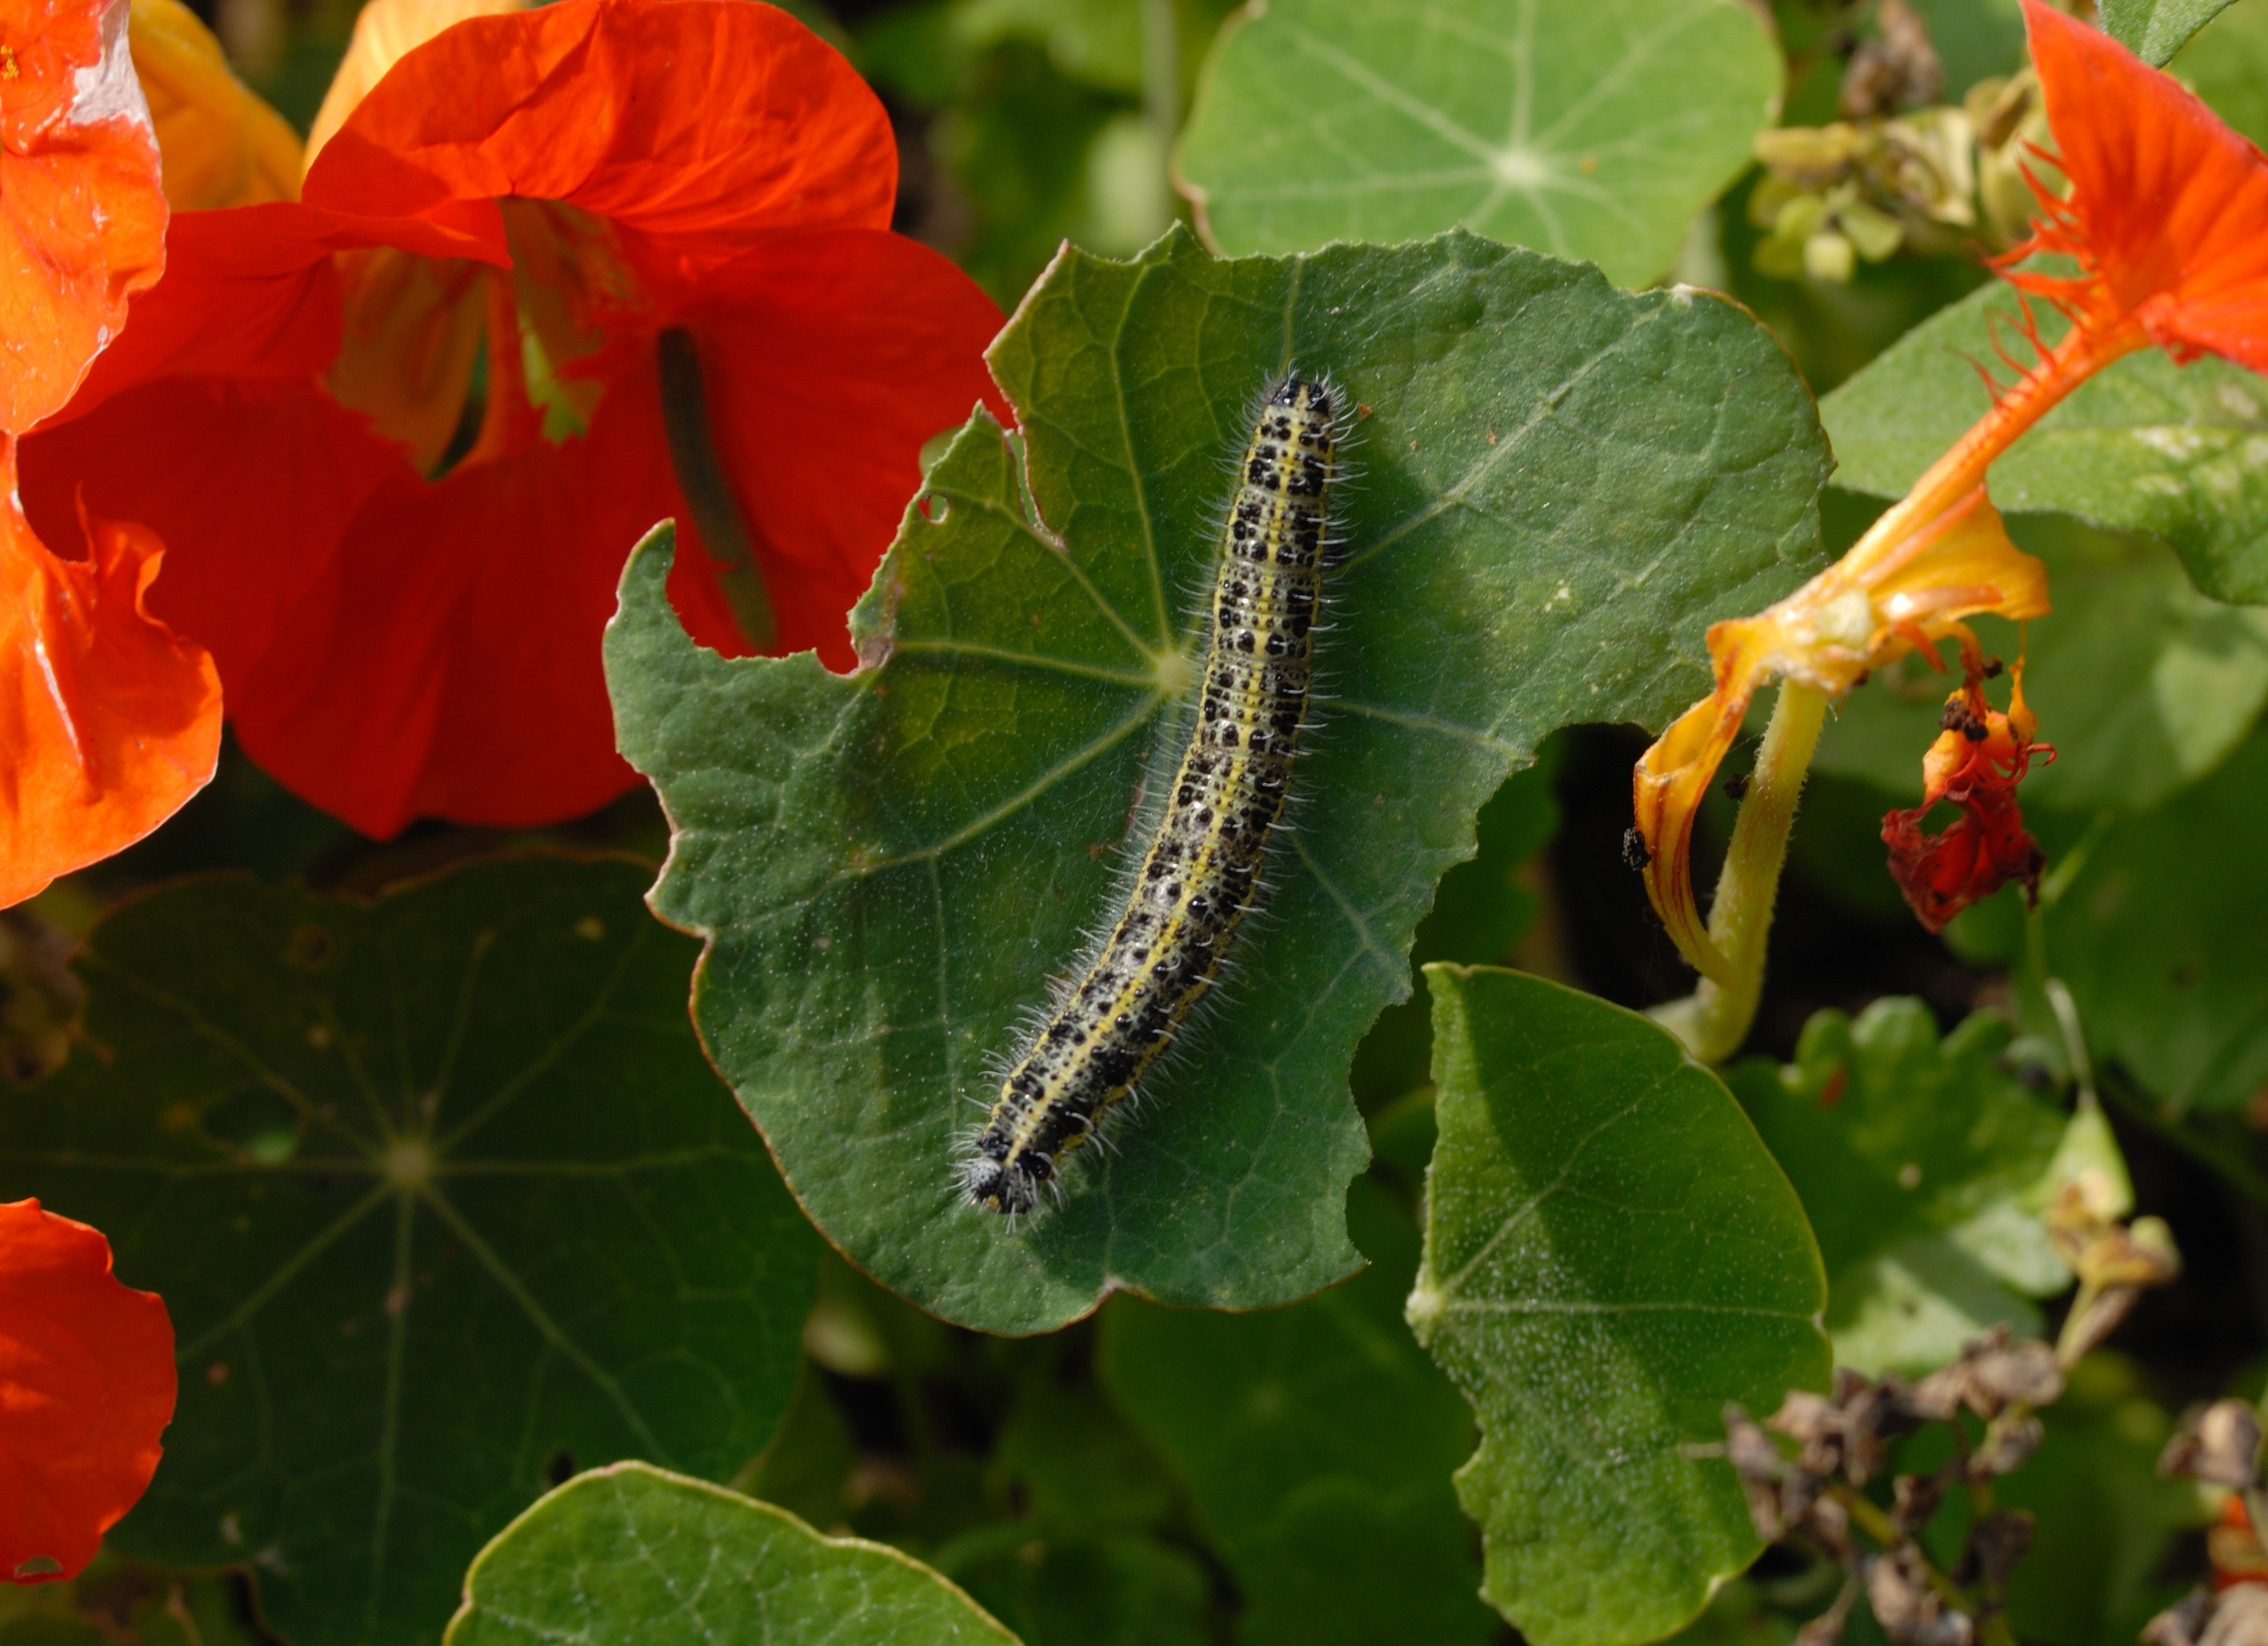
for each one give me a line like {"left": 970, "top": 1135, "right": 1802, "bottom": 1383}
{"left": 961, "top": 373, "right": 1341, "bottom": 1218}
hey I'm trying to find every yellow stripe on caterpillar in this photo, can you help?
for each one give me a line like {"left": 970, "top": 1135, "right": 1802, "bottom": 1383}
{"left": 962, "top": 373, "right": 1339, "bottom": 1217}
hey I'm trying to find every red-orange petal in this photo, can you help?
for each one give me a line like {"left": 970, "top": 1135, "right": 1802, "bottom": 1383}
{"left": 0, "top": 0, "right": 167, "bottom": 432}
{"left": 665, "top": 228, "right": 1009, "bottom": 668}
{"left": 0, "top": 442, "right": 221, "bottom": 906}
{"left": 303, "top": 0, "right": 897, "bottom": 300}
{"left": 0, "top": 1199, "right": 175, "bottom": 1585}
{"left": 2017, "top": 0, "right": 2268, "bottom": 369}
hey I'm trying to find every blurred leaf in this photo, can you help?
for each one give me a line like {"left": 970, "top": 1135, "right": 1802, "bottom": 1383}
{"left": 1810, "top": 513, "right": 2268, "bottom": 814}
{"left": 1725, "top": 1000, "right": 2074, "bottom": 1374}
{"left": 2025, "top": 723, "right": 2268, "bottom": 1112}
{"left": 1995, "top": 1356, "right": 2199, "bottom": 1646}
{"left": 1100, "top": 1180, "right": 1495, "bottom": 1646}
{"left": 1820, "top": 282, "right": 2268, "bottom": 604}
{"left": 0, "top": 858, "right": 818, "bottom": 1646}
{"left": 934, "top": 38, "right": 1127, "bottom": 305}
{"left": 955, "top": 0, "right": 1146, "bottom": 92}
{"left": 444, "top": 1463, "right": 1018, "bottom": 1644}
{"left": 1175, "top": 0, "right": 1782, "bottom": 286}
{"left": 1906, "top": 0, "right": 2027, "bottom": 95}
{"left": 2175, "top": 0, "right": 2268, "bottom": 148}
{"left": 934, "top": 1527, "right": 1210, "bottom": 1646}
{"left": 605, "top": 227, "right": 1832, "bottom": 1336}
{"left": 2100, "top": 0, "right": 2242, "bottom": 64}
{"left": 1408, "top": 965, "right": 1829, "bottom": 1646}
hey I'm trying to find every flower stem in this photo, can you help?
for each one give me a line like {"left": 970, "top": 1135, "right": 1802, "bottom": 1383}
{"left": 1657, "top": 680, "right": 1828, "bottom": 1062}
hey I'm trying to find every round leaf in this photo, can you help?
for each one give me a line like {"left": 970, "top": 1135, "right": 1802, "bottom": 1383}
{"left": 446, "top": 1463, "right": 1017, "bottom": 1644}
{"left": 1406, "top": 965, "right": 1829, "bottom": 1646}
{"left": 1175, "top": 0, "right": 1782, "bottom": 285}
{"left": 0, "top": 858, "right": 819, "bottom": 1646}
{"left": 605, "top": 227, "right": 1831, "bottom": 1335}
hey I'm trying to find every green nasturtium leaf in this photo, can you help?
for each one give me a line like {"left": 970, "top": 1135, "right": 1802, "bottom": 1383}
{"left": 1174, "top": 0, "right": 1782, "bottom": 286}
{"left": 2099, "top": 0, "right": 2242, "bottom": 64}
{"left": 1810, "top": 513, "right": 2268, "bottom": 814}
{"left": 1406, "top": 966, "right": 1829, "bottom": 1646}
{"left": 1099, "top": 1180, "right": 1494, "bottom": 1646}
{"left": 1724, "top": 1002, "right": 2080, "bottom": 1376}
{"left": 445, "top": 1463, "right": 1018, "bottom": 1644}
{"left": 0, "top": 858, "right": 819, "bottom": 1646}
{"left": 605, "top": 226, "right": 1833, "bottom": 1336}
{"left": 1819, "top": 281, "right": 2268, "bottom": 604}
{"left": 2017, "top": 724, "right": 2268, "bottom": 1112}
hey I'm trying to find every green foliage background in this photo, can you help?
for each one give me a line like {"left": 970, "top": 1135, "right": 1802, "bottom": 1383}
{"left": 8, "top": 0, "right": 2268, "bottom": 1643}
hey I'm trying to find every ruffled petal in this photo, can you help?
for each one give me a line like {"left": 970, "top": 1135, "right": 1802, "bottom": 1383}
{"left": 0, "top": 1201, "right": 174, "bottom": 1585}
{"left": 0, "top": 445, "right": 221, "bottom": 906}
{"left": 55, "top": 199, "right": 505, "bottom": 428}
{"left": 19, "top": 377, "right": 410, "bottom": 688}
{"left": 657, "top": 227, "right": 1007, "bottom": 667}
{"left": 302, "top": 0, "right": 525, "bottom": 169}
{"left": 1, "top": 0, "right": 166, "bottom": 431}
{"left": 302, "top": 0, "right": 897, "bottom": 291}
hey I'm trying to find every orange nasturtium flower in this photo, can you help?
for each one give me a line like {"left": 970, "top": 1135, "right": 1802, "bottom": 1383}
{"left": 1635, "top": 0, "right": 2268, "bottom": 976}
{"left": 1, "top": 1199, "right": 176, "bottom": 1585}
{"left": 24, "top": 0, "right": 1006, "bottom": 837}
{"left": 1, "top": 0, "right": 220, "bottom": 909}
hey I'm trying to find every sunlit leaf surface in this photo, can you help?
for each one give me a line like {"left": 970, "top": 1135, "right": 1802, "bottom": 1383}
{"left": 606, "top": 226, "right": 1832, "bottom": 1335}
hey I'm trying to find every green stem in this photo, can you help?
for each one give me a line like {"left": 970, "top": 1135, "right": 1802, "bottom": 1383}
{"left": 2097, "top": 1066, "right": 2268, "bottom": 1212}
{"left": 656, "top": 327, "right": 779, "bottom": 653}
{"left": 1661, "top": 680, "right": 1828, "bottom": 1063}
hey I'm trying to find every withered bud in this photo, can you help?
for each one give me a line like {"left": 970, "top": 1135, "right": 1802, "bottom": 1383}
{"left": 1840, "top": 0, "right": 1944, "bottom": 118}
{"left": 1966, "top": 1338, "right": 2064, "bottom": 1414}
{"left": 1808, "top": 1492, "right": 1853, "bottom": 1559}
{"left": 1891, "top": 1467, "right": 1950, "bottom": 1535}
{"left": 1866, "top": 1546, "right": 1975, "bottom": 1646}
{"left": 2202, "top": 1584, "right": 2268, "bottom": 1646}
{"left": 2142, "top": 1589, "right": 2214, "bottom": 1646}
{"left": 1911, "top": 1327, "right": 2062, "bottom": 1420}
{"left": 1958, "top": 1510, "right": 2035, "bottom": 1591}
{"left": 2160, "top": 1401, "right": 2265, "bottom": 1489}
{"left": 2058, "top": 1285, "right": 2143, "bottom": 1365}
{"left": 1969, "top": 1415, "right": 2044, "bottom": 1479}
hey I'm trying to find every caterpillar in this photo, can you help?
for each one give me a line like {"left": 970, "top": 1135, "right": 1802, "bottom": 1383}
{"left": 961, "top": 373, "right": 1340, "bottom": 1218}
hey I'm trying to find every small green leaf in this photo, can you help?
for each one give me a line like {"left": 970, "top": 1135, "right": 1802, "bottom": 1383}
{"left": 1819, "top": 281, "right": 2268, "bottom": 604}
{"left": 1174, "top": 0, "right": 1782, "bottom": 286}
{"left": 1099, "top": 1180, "right": 1495, "bottom": 1646}
{"left": 2022, "top": 724, "right": 2268, "bottom": 1112}
{"left": 1810, "top": 514, "right": 2268, "bottom": 814}
{"left": 606, "top": 227, "right": 1831, "bottom": 1336}
{"left": 1408, "top": 966, "right": 1829, "bottom": 1646}
{"left": 0, "top": 858, "right": 818, "bottom": 1646}
{"left": 444, "top": 1464, "right": 1018, "bottom": 1644}
{"left": 1725, "top": 1001, "right": 2073, "bottom": 1375}
{"left": 2099, "top": 0, "right": 2241, "bottom": 64}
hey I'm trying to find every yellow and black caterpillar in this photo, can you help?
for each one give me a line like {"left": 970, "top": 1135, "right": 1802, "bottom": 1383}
{"left": 963, "top": 374, "right": 1339, "bottom": 1217}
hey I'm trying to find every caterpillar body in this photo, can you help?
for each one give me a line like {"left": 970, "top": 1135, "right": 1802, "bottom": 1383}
{"left": 961, "top": 373, "right": 1340, "bottom": 1218}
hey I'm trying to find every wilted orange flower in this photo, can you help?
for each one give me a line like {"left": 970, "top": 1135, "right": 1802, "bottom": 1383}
{"left": 1, "top": 0, "right": 220, "bottom": 910}
{"left": 1882, "top": 655, "right": 2054, "bottom": 933}
{"left": 1635, "top": 0, "right": 2268, "bottom": 975}
{"left": 1, "top": 1199, "right": 176, "bottom": 1585}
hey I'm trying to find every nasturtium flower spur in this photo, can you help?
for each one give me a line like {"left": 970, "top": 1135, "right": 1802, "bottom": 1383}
{"left": 1, "top": 0, "right": 220, "bottom": 909}
{"left": 24, "top": 0, "right": 1006, "bottom": 838}
{"left": 1636, "top": 0, "right": 2268, "bottom": 977}
{"left": 1, "top": 1199, "right": 176, "bottom": 1585}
